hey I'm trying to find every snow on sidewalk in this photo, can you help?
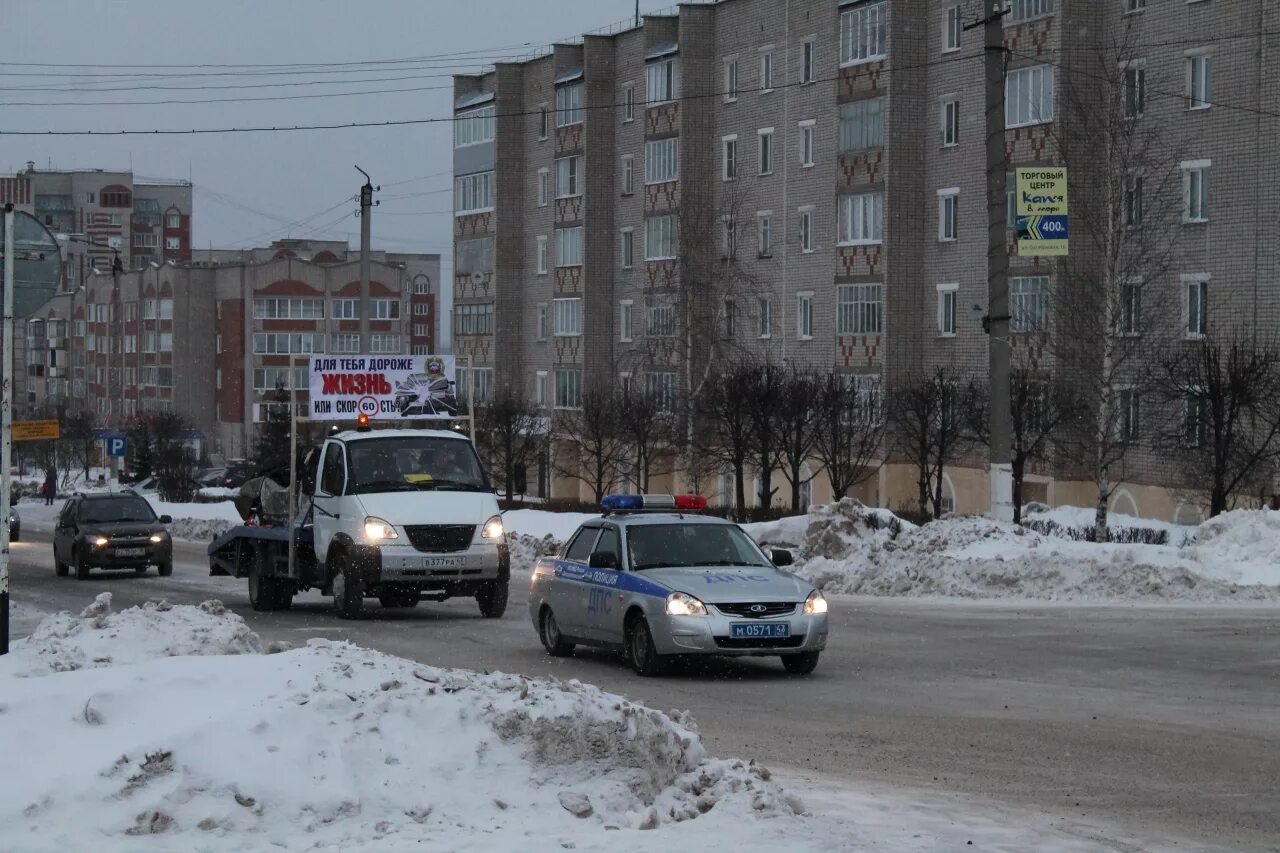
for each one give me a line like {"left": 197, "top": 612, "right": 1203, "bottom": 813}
{"left": 0, "top": 596, "right": 830, "bottom": 853}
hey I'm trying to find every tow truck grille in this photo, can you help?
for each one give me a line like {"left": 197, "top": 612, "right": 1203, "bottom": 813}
{"left": 404, "top": 524, "right": 475, "bottom": 553}
{"left": 714, "top": 602, "right": 797, "bottom": 619}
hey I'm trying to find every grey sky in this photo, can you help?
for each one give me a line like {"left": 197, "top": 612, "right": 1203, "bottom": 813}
{"left": 0, "top": 0, "right": 675, "bottom": 254}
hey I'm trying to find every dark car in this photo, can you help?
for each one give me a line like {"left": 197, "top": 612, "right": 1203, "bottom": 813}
{"left": 52, "top": 493, "right": 174, "bottom": 580}
{"left": 218, "top": 462, "right": 257, "bottom": 489}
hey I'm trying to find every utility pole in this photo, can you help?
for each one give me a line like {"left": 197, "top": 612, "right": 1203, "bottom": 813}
{"left": 109, "top": 249, "right": 123, "bottom": 477}
{"left": 355, "top": 166, "right": 377, "bottom": 354}
{"left": 2, "top": 204, "right": 15, "bottom": 654}
{"left": 980, "top": 0, "right": 1014, "bottom": 521}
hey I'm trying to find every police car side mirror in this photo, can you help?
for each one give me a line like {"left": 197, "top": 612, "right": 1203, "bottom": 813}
{"left": 588, "top": 551, "right": 618, "bottom": 570}
{"left": 770, "top": 548, "right": 794, "bottom": 567}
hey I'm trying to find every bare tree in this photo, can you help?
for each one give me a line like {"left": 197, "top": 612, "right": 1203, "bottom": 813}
{"left": 775, "top": 370, "right": 823, "bottom": 513}
{"left": 150, "top": 412, "right": 197, "bottom": 503}
{"left": 891, "top": 367, "right": 970, "bottom": 520}
{"left": 812, "top": 373, "right": 884, "bottom": 503}
{"left": 553, "top": 388, "right": 626, "bottom": 503}
{"left": 616, "top": 383, "right": 678, "bottom": 494}
{"left": 1149, "top": 336, "right": 1280, "bottom": 517}
{"left": 741, "top": 360, "right": 785, "bottom": 511}
{"left": 60, "top": 411, "right": 98, "bottom": 484}
{"left": 476, "top": 387, "right": 545, "bottom": 503}
{"left": 1048, "top": 21, "right": 1184, "bottom": 539}
{"left": 698, "top": 362, "right": 755, "bottom": 519}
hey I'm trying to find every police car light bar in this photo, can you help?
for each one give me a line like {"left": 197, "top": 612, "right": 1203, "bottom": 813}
{"left": 600, "top": 494, "right": 708, "bottom": 513}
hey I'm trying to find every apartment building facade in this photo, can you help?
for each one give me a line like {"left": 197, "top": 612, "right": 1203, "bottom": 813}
{"left": 453, "top": 0, "right": 1279, "bottom": 520}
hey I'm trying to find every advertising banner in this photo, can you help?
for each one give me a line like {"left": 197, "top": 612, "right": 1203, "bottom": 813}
{"left": 1016, "top": 167, "right": 1069, "bottom": 257}
{"left": 307, "top": 354, "right": 458, "bottom": 421}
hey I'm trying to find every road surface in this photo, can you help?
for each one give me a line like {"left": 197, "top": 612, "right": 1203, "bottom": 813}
{"left": 6, "top": 525, "right": 1279, "bottom": 851}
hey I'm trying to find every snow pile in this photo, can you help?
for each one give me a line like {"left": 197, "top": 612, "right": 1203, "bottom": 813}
{"left": 1187, "top": 509, "right": 1280, "bottom": 586}
{"left": 504, "top": 509, "right": 597, "bottom": 570}
{"left": 0, "top": 599, "right": 808, "bottom": 853}
{"left": 167, "top": 517, "right": 237, "bottom": 542}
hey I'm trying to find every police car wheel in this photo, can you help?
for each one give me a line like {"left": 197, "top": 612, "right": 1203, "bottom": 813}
{"left": 781, "top": 651, "right": 820, "bottom": 675}
{"left": 539, "top": 607, "right": 575, "bottom": 657}
{"left": 626, "top": 616, "right": 668, "bottom": 677}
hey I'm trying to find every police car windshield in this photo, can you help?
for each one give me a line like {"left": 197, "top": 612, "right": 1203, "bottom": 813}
{"left": 346, "top": 437, "right": 488, "bottom": 494}
{"left": 626, "top": 523, "right": 772, "bottom": 570}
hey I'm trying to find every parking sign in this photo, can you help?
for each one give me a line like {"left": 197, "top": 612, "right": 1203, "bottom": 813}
{"left": 106, "top": 437, "right": 128, "bottom": 458}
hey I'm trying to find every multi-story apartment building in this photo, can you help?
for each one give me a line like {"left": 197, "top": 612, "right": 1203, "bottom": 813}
{"left": 453, "top": 0, "right": 1279, "bottom": 521}
{"left": 17, "top": 240, "right": 440, "bottom": 461}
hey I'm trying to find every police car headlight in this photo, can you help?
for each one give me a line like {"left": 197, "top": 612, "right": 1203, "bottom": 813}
{"left": 482, "top": 515, "right": 504, "bottom": 540}
{"left": 803, "top": 590, "right": 828, "bottom": 615}
{"left": 666, "top": 592, "right": 708, "bottom": 617}
{"left": 363, "top": 517, "right": 398, "bottom": 542}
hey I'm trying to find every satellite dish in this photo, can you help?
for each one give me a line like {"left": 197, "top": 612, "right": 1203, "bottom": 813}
{"left": 1, "top": 210, "right": 63, "bottom": 319}
{"left": 469, "top": 270, "right": 486, "bottom": 286}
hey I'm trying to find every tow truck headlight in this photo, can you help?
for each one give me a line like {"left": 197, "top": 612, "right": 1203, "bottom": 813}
{"left": 92, "top": 536, "right": 110, "bottom": 548}
{"left": 363, "top": 517, "right": 398, "bottom": 542}
{"left": 803, "top": 590, "right": 828, "bottom": 615}
{"left": 666, "top": 592, "right": 708, "bottom": 617}
{"left": 481, "top": 515, "right": 504, "bottom": 540}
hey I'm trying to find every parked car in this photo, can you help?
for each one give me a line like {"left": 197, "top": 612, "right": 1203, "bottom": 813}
{"left": 196, "top": 467, "right": 227, "bottom": 487}
{"left": 218, "top": 462, "right": 257, "bottom": 489}
{"left": 53, "top": 493, "right": 173, "bottom": 579}
{"left": 8, "top": 505, "right": 19, "bottom": 543}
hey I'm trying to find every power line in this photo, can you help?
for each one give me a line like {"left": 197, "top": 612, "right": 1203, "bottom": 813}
{"left": 0, "top": 82, "right": 455, "bottom": 108}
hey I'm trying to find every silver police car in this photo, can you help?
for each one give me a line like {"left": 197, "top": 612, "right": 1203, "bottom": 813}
{"left": 528, "top": 494, "right": 829, "bottom": 676}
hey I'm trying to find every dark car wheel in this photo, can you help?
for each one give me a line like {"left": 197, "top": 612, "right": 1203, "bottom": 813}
{"left": 539, "top": 607, "right": 575, "bottom": 657}
{"left": 10, "top": 526, "right": 18, "bottom": 543}
{"left": 136, "top": 565, "right": 149, "bottom": 576}
{"left": 476, "top": 579, "right": 508, "bottom": 619}
{"left": 331, "top": 554, "right": 366, "bottom": 620}
{"left": 626, "top": 615, "right": 668, "bottom": 677}
{"left": 781, "top": 651, "right": 820, "bottom": 675}
{"left": 157, "top": 561, "right": 173, "bottom": 578}
{"left": 74, "top": 549, "right": 91, "bottom": 581}
{"left": 55, "top": 551, "right": 69, "bottom": 577}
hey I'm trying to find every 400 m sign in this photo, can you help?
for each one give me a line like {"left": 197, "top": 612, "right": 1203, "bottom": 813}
{"left": 1015, "top": 167, "right": 1069, "bottom": 257}
{"left": 308, "top": 354, "right": 459, "bottom": 421}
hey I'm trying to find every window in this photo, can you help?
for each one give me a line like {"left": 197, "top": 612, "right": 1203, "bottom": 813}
{"left": 837, "top": 284, "right": 882, "bottom": 335}
{"left": 723, "top": 136, "right": 739, "bottom": 180}
{"left": 645, "top": 138, "right": 679, "bottom": 184}
{"left": 721, "top": 299, "right": 736, "bottom": 338}
{"left": 1005, "top": 65, "right": 1054, "bottom": 127}
{"left": 556, "top": 156, "right": 582, "bottom": 198}
{"left": 839, "top": 97, "right": 885, "bottom": 152}
{"left": 620, "top": 300, "right": 634, "bottom": 342}
{"left": 554, "top": 368, "right": 583, "bottom": 409}
{"left": 331, "top": 333, "right": 360, "bottom": 354}
{"left": 107, "top": 236, "right": 123, "bottom": 249}
{"left": 556, "top": 82, "right": 583, "bottom": 126}
{"left": 621, "top": 228, "right": 635, "bottom": 269}
{"left": 1125, "top": 175, "right": 1144, "bottom": 227}
{"left": 938, "top": 189, "right": 959, "bottom": 241}
{"left": 454, "top": 303, "right": 495, "bottom": 336}
{"left": 253, "top": 367, "right": 308, "bottom": 391}
{"left": 622, "top": 155, "right": 635, "bottom": 194}
{"left": 159, "top": 298, "right": 173, "bottom": 320}
{"left": 454, "top": 104, "right": 495, "bottom": 147}
{"left": 1185, "top": 275, "right": 1209, "bottom": 338}
{"left": 850, "top": 374, "right": 884, "bottom": 425}
{"left": 536, "top": 304, "right": 549, "bottom": 341}
{"left": 797, "top": 292, "right": 814, "bottom": 339}
{"left": 1186, "top": 53, "right": 1212, "bottom": 109}
{"left": 646, "top": 296, "right": 676, "bottom": 337}
{"left": 1117, "top": 388, "right": 1140, "bottom": 440}
{"left": 370, "top": 334, "right": 401, "bottom": 354}
{"left": 802, "top": 40, "right": 816, "bottom": 83}
{"left": 937, "top": 284, "right": 958, "bottom": 336}
{"left": 539, "top": 105, "right": 550, "bottom": 140}
{"left": 800, "top": 121, "right": 816, "bottom": 166}
{"left": 646, "top": 56, "right": 681, "bottom": 106}
{"left": 623, "top": 84, "right": 635, "bottom": 122}
{"left": 1183, "top": 161, "right": 1210, "bottom": 222}
{"left": 1124, "top": 63, "right": 1146, "bottom": 118}
{"left": 164, "top": 236, "right": 180, "bottom": 250}
{"left": 456, "top": 236, "right": 494, "bottom": 275}
{"left": 85, "top": 192, "right": 95, "bottom": 204}
{"left": 253, "top": 298, "right": 324, "bottom": 320}
{"left": 646, "top": 372, "right": 677, "bottom": 412}
{"left": 133, "top": 233, "right": 157, "bottom": 248}
{"left": 141, "top": 332, "right": 155, "bottom": 353}
{"left": 538, "top": 169, "right": 549, "bottom": 207}
{"left": 535, "top": 371, "right": 549, "bottom": 408}
{"left": 100, "top": 188, "right": 132, "bottom": 208}
{"left": 331, "top": 298, "right": 359, "bottom": 319}
{"left": 553, "top": 298, "right": 583, "bottom": 336}
{"left": 757, "top": 213, "right": 773, "bottom": 257}
{"left": 557, "top": 227, "right": 584, "bottom": 266}
{"left": 839, "top": 192, "right": 884, "bottom": 244}
{"left": 1185, "top": 392, "right": 1208, "bottom": 448}
{"left": 758, "top": 297, "right": 772, "bottom": 338}
{"left": 455, "top": 171, "right": 494, "bottom": 214}
{"left": 943, "top": 6, "right": 962, "bottom": 52}
{"left": 760, "top": 51, "right": 774, "bottom": 92}
{"left": 412, "top": 345, "right": 429, "bottom": 356}
{"left": 165, "top": 213, "right": 180, "bottom": 229}
{"left": 252, "top": 333, "right": 325, "bottom": 354}
{"left": 841, "top": 2, "right": 887, "bottom": 66}
{"left": 1119, "top": 279, "right": 1141, "bottom": 334}
{"left": 800, "top": 208, "right": 815, "bottom": 252}
{"left": 413, "top": 323, "right": 429, "bottom": 338}
{"left": 722, "top": 215, "right": 738, "bottom": 258}
{"left": 941, "top": 97, "right": 960, "bottom": 146}
{"left": 369, "top": 299, "right": 400, "bottom": 320}
{"left": 1010, "top": 276, "right": 1049, "bottom": 332}
{"left": 1008, "top": 0, "right": 1055, "bottom": 21}
{"left": 758, "top": 129, "right": 774, "bottom": 175}
{"left": 537, "top": 236, "right": 548, "bottom": 275}
{"left": 645, "top": 214, "right": 677, "bottom": 260}
{"left": 725, "top": 58, "right": 739, "bottom": 101}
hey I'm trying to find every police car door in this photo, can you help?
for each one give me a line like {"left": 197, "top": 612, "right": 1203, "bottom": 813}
{"left": 582, "top": 524, "right": 625, "bottom": 643}
{"left": 550, "top": 525, "right": 600, "bottom": 637}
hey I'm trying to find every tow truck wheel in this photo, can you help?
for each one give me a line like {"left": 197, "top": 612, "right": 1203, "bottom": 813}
{"left": 539, "top": 606, "right": 575, "bottom": 657}
{"left": 249, "top": 555, "right": 290, "bottom": 612}
{"left": 331, "top": 554, "right": 366, "bottom": 620}
{"left": 626, "top": 614, "right": 669, "bottom": 677}
{"left": 476, "top": 579, "right": 508, "bottom": 619}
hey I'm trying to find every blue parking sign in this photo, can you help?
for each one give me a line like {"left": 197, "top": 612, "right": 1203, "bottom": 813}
{"left": 106, "top": 437, "right": 128, "bottom": 458}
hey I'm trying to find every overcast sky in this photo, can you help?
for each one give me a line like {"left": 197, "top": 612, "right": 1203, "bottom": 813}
{"left": 1, "top": 0, "right": 674, "bottom": 290}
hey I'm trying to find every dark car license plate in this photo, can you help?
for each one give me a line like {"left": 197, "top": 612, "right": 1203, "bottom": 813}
{"left": 115, "top": 548, "right": 146, "bottom": 558}
{"left": 730, "top": 622, "right": 791, "bottom": 639}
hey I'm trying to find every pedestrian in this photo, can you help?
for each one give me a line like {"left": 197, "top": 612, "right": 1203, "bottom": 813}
{"left": 43, "top": 469, "right": 57, "bottom": 506}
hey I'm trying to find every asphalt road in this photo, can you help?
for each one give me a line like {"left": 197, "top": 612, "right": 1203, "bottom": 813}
{"left": 6, "top": 526, "right": 1279, "bottom": 851}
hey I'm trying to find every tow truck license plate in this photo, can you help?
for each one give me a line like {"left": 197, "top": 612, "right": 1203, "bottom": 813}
{"left": 423, "top": 557, "right": 466, "bottom": 569}
{"left": 115, "top": 548, "right": 146, "bottom": 558}
{"left": 730, "top": 622, "right": 791, "bottom": 639}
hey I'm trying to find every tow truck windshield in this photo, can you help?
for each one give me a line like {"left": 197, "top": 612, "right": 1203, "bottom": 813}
{"left": 345, "top": 436, "right": 489, "bottom": 495}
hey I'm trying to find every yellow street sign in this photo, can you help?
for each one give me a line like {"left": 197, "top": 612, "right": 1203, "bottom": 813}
{"left": 11, "top": 419, "right": 61, "bottom": 441}
{"left": 1016, "top": 167, "right": 1068, "bottom": 216}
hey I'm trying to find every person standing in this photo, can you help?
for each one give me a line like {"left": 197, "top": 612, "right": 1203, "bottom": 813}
{"left": 43, "top": 468, "right": 57, "bottom": 506}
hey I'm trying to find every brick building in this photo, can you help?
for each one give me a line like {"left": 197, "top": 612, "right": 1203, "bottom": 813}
{"left": 452, "top": 0, "right": 1280, "bottom": 520}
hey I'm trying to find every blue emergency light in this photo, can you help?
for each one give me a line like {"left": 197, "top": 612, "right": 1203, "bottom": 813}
{"left": 601, "top": 494, "right": 708, "bottom": 512}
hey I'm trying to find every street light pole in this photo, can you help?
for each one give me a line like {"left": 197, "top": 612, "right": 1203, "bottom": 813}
{"left": 2, "top": 204, "right": 16, "bottom": 654}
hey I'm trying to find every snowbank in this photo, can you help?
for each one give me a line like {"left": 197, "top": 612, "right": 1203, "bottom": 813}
{"left": 0, "top": 598, "right": 811, "bottom": 853}
{"left": 1186, "top": 509, "right": 1280, "bottom": 586}
{"left": 504, "top": 509, "right": 597, "bottom": 570}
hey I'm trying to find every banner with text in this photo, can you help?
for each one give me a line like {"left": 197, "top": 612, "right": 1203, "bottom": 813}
{"left": 308, "top": 354, "right": 458, "bottom": 421}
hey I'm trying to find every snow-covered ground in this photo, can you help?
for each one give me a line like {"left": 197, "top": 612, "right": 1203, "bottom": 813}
{"left": 16, "top": 493, "right": 242, "bottom": 543}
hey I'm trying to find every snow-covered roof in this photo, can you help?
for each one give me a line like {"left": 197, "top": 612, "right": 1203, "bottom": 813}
{"left": 332, "top": 428, "right": 471, "bottom": 444}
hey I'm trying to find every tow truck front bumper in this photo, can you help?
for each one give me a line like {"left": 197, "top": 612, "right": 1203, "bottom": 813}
{"left": 357, "top": 541, "right": 508, "bottom": 595}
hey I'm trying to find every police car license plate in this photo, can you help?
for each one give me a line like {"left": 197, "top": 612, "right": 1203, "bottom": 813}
{"left": 115, "top": 548, "right": 146, "bottom": 558}
{"left": 730, "top": 622, "right": 791, "bottom": 639}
